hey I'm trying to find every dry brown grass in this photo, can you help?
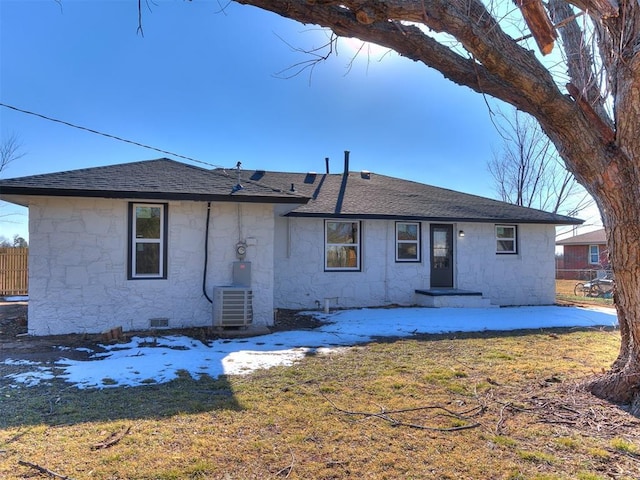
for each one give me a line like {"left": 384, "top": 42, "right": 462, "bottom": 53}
{"left": 556, "top": 280, "right": 615, "bottom": 308}
{"left": 1, "top": 327, "right": 638, "bottom": 479}
{"left": 557, "top": 279, "right": 583, "bottom": 297}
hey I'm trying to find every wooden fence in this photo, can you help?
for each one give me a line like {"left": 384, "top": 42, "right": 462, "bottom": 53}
{"left": 0, "top": 247, "right": 28, "bottom": 296}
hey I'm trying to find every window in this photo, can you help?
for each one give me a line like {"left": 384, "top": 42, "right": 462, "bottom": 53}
{"left": 325, "top": 220, "right": 360, "bottom": 271}
{"left": 496, "top": 225, "right": 517, "bottom": 254}
{"left": 396, "top": 222, "right": 421, "bottom": 262}
{"left": 128, "top": 203, "right": 168, "bottom": 279}
{"left": 589, "top": 245, "right": 600, "bottom": 264}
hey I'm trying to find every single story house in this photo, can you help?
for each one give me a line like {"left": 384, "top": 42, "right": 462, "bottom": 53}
{"left": 0, "top": 154, "right": 581, "bottom": 336}
{"left": 556, "top": 229, "right": 608, "bottom": 280}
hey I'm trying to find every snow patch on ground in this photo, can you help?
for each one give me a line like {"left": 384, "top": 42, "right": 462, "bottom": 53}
{"left": 1, "top": 306, "right": 617, "bottom": 389}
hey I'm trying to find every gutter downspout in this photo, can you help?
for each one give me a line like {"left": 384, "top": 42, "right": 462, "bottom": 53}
{"left": 203, "top": 202, "right": 213, "bottom": 303}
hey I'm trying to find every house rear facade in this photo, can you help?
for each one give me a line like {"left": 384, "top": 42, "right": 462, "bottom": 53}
{"left": 0, "top": 156, "right": 582, "bottom": 336}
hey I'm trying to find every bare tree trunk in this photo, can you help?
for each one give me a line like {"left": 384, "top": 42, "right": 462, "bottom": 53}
{"left": 595, "top": 0, "right": 640, "bottom": 406}
{"left": 588, "top": 189, "right": 640, "bottom": 410}
{"left": 589, "top": 231, "right": 640, "bottom": 415}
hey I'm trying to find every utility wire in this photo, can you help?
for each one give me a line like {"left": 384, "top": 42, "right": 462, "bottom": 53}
{"left": 0, "top": 102, "right": 224, "bottom": 169}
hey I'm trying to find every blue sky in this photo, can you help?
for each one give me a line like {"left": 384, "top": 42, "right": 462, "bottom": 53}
{"left": 0, "top": 1, "right": 596, "bottom": 241}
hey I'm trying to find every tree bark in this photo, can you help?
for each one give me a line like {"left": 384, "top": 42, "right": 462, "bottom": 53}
{"left": 515, "top": 0, "right": 557, "bottom": 55}
{"left": 585, "top": 2, "right": 640, "bottom": 410}
{"left": 589, "top": 204, "right": 640, "bottom": 409}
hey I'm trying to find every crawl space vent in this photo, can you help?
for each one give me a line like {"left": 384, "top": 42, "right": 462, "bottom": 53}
{"left": 149, "top": 317, "right": 169, "bottom": 328}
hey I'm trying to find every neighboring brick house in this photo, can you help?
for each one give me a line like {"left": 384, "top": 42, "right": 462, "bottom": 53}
{"left": 556, "top": 229, "right": 608, "bottom": 280}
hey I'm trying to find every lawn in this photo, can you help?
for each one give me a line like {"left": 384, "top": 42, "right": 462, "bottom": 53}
{"left": 555, "top": 280, "right": 615, "bottom": 307}
{"left": 1, "top": 326, "right": 639, "bottom": 479}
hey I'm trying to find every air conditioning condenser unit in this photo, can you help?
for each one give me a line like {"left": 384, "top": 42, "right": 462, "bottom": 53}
{"left": 213, "top": 286, "right": 253, "bottom": 328}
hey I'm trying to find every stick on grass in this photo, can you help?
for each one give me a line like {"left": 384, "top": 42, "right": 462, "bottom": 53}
{"left": 91, "top": 425, "right": 131, "bottom": 450}
{"left": 17, "top": 460, "right": 75, "bottom": 480}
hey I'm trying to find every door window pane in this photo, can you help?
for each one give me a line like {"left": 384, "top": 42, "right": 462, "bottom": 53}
{"left": 432, "top": 230, "right": 450, "bottom": 268}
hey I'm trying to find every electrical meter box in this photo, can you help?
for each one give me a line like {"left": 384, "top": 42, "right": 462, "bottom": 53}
{"left": 232, "top": 261, "right": 251, "bottom": 287}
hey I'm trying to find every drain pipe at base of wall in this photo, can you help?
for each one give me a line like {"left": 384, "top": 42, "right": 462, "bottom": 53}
{"left": 202, "top": 202, "right": 213, "bottom": 304}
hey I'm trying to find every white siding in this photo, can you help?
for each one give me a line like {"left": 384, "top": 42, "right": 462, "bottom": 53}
{"left": 27, "top": 197, "right": 276, "bottom": 335}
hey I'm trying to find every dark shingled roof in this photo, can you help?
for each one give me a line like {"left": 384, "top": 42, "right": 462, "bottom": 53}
{"left": 0, "top": 159, "right": 582, "bottom": 225}
{"left": 0, "top": 158, "right": 309, "bottom": 204}
{"left": 244, "top": 169, "right": 582, "bottom": 225}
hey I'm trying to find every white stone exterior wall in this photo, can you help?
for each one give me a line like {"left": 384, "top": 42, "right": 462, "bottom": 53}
{"left": 26, "top": 196, "right": 556, "bottom": 335}
{"left": 274, "top": 217, "right": 430, "bottom": 309}
{"left": 27, "top": 197, "right": 276, "bottom": 335}
{"left": 273, "top": 217, "right": 557, "bottom": 309}
{"left": 455, "top": 222, "right": 556, "bottom": 305}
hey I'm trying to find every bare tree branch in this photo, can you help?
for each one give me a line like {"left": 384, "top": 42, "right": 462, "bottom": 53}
{"left": 322, "top": 392, "right": 483, "bottom": 431}
{"left": 489, "top": 109, "right": 592, "bottom": 215}
{"left": 549, "top": 0, "right": 612, "bottom": 127}
{"left": 17, "top": 460, "right": 75, "bottom": 480}
{"left": 273, "top": 31, "right": 338, "bottom": 81}
{"left": 0, "top": 133, "right": 26, "bottom": 175}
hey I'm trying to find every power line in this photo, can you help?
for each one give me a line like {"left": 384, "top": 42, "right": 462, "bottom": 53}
{"left": 0, "top": 102, "right": 225, "bottom": 169}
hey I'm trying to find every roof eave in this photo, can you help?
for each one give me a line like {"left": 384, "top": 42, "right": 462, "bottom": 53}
{"left": 0, "top": 187, "right": 311, "bottom": 204}
{"left": 284, "top": 212, "right": 583, "bottom": 225}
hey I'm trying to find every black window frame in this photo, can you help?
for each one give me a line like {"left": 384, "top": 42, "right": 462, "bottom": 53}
{"left": 495, "top": 224, "right": 518, "bottom": 255}
{"left": 127, "top": 202, "right": 169, "bottom": 280}
{"left": 324, "top": 220, "right": 362, "bottom": 272}
{"left": 395, "top": 221, "right": 421, "bottom": 263}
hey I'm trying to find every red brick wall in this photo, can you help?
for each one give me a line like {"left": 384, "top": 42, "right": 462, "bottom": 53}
{"left": 563, "top": 245, "right": 589, "bottom": 270}
{"left": 556, "top": 243, "right": 609, "bottom": 279}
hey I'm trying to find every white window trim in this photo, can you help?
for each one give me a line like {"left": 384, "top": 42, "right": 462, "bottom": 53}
{"left": 395, "top": 221, "right": 421, "bottom": 262}
{"left": 589, "top": 244, "right": 600, "bottom": 264}
{"left": 496, "top": 225, "right": 517, "bottom": 254}
{"left": 324, "top": 220, "right": 361, "bottom": 271}
{"left": 129, "top": 202, "right": 167, "bottom": 279}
